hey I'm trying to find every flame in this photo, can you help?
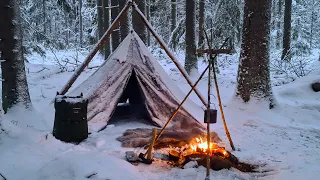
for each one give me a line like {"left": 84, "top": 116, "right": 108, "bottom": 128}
{"left": 189, "top": 137, "right": 228, "bottom": 157}
{"left": 190, "top": 137, "right": 215, "bottom": 153}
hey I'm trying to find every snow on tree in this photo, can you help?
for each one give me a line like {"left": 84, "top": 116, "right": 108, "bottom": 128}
{"left": 235, "top": 0, "right": 275, "bottom": 108}
{"left": 205, "top": 0, "right": 242, "bottom": 49}
{"left": 0, "top": 0, "right": 31, "bottom": 113}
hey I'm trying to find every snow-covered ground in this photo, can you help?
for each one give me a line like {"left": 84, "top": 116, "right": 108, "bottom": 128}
{"left": 0, "top": 49, "right": 319, "bottom": 180}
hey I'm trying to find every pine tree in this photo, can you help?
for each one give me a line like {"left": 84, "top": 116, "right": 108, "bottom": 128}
{"left": 0, "top": 0, "right": 31, "bottom": 113}
{"left": 119, "top": 0, "right": 130, "bottom": 41}
{"left": 236, "top": 0, "right": 275, "bottom": 108}
{"left": 170, "top": 0, "right": 177, "bottom": 50}
{"left": 97, "top": 0, "right": 104, "bottom": 53}
{"left": 103, "top": 0, "right": 111, "bottom": 58}
{"left": 198, "top": 0, "right": 205, "bottom": 49}
{"left": 276, "top": 0, "right": 283, "bottom": 49}
{"left": 207, "top": 0, "right": 241, "bottom": 50}
{"left": 79, "top": 0, "right": 83, "bottom": 47}
{"left": 42, "top": 0, "right": 47, "bottom": 35}
{"left": 291, "top": 0, "right": 311, "bottom": 56}
{"left": 310, "top": 0, "right": 315, "bottom": 48}
{"left": 132, "top": 0, "right": 147, "bottom": 44}
{"left": 184, "top": 0, "right": 197, "bottom": 74}
{"left": 111, "top": 0, "right": 120, "bottom": 50}
{"left": 281, "top": 0, "right": 292, "bottom": 60}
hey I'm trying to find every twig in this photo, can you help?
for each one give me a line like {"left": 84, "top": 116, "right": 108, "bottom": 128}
{"left": 0, "top": 172, "right": 7, "bottom": 180}
{"left": 40, "top": 87, "right": 46, "bottom": 98}
{"left": 85, "top": 172, "right": 97, "bottom": 178}
{"left": 87, "top": 65, "right": 100, "bottom": 69}
{"left": 30, "top": 67, "right": 50, "bottom": 73}
{"left": 61, "top": 59, "right": 79, "bottom": 66}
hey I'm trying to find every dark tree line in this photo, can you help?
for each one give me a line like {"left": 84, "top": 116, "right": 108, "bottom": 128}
{"left": 1, "top": 0, "right": 319, "bottom": 112}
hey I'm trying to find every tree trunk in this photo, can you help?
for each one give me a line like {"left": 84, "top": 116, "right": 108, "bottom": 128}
{"left": 236, "top": 0, "right": 274, "bottom": 108}
{"left": 79, "top": 0, "right": 83, "bottom": 47}
{"left": 184, "top": 0, "right": 198, "bottom": 74}
{"left": 281, "top": 0, "right": 292, "bottom": 60}
{"left": 97, "top": 0, "right": 104, "bottom": 53}
{"left": 271, "top": 0, "right": 276, "bottom": 31}
{"left": 0, "top": 0, "right": 31, "bottom": 113}
{"left": 103, "top": 0, "right": 111, "bottom": 59}
{"left": 171, "top": 0, "right": 177, "bottom": 50}
{"left": 97, "top": 0, "right": 104, "bottom": 39}
{"left": 198, "top": 0, "right": 205, "bottom": 49}
{"left": 119, "top": 0, "right": 130, "bottom": 41}
{"left": 276, "top": 0, "right": 282, "bottom": 49}
{"left": 111, "top": 0, "right": 120, "bottom": 50}
{"left": 132, "top": 0, "right": 147, "bottom": 44}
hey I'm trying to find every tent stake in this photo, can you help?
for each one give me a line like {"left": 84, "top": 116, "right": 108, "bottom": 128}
{"left": 141, "top": 39, "right": 229, "bottom": 158}
{"left": 203, "top": 28, "right": 235, "bottom": 151}
{"left": 59, "top": 1, "right": 132, "bottom": 95}
{"left": 132, "top": 2, "right": 208, "bottom": 107}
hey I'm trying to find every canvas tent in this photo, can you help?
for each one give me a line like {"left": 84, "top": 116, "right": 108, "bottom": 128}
{"left": 70, "top": 31, "right": 205, "bottom": 132}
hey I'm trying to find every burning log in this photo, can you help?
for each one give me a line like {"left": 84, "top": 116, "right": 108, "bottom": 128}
{"left": 159, "top": 135, "right": 260, "bottom": 172}
{"left": 169, "top": 150, "right": 257, "bottom": 172}
{"left": 168, "top": 150, "right": 180, "bottom": 161}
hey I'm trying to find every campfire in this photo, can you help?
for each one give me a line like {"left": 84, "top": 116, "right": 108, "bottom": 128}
{"left": 189, "top": 137, "right": 228, "bottom": 157}
{"left": 122, "top": 129, "right": 263, "bottom": 173}
{"left": 165, "top": 135, "right": 260, "bottom": 172}
{"left": 167, "top": 136, "right": 230, "bottom": 160}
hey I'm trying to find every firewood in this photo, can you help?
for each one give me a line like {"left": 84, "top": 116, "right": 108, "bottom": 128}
{"left": 198, "top": 156, "right": 232, "bottom": 171}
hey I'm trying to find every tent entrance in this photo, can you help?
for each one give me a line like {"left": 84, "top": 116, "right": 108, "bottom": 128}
{"left": 108, "top": 70, "right": 151, "bottom": 125}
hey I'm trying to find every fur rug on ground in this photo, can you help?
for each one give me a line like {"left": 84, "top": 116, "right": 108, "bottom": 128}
{"left": 116, "top": 121, "right": 222, "bottom": 148}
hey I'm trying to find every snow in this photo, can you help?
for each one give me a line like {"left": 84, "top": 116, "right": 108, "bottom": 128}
{"left": 111, "top": 34, "right": 132, "bottom": 63}
{"left": 55, "top": 95, "right": 87, "bottom": 104}
{"left": 0, "top": 46, "right": 320, "bottom": 179}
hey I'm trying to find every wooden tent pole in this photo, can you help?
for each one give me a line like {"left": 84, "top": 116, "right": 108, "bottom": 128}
{"left": 59, "top": 1, "right": 132, "bottom": 95}
{"left": 132, "top": 2, "right": 208, "bottom": 107}
{"left": 203, "top": 28, "right": 235, "bottom": 151}
{"left": 206, "top": 47, "right": 212, "bottom": 179}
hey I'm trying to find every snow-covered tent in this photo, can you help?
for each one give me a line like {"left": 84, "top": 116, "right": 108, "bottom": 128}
{"left": 70, "top": 31, "right": 205, "bottom": 131}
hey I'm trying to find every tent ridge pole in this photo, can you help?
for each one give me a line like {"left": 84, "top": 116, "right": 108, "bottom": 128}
{"left": 132, "top": 2, "right": 208, "bottom": 107}
{"left": 59, "top": 1, "right": 132, "bottom": 95}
